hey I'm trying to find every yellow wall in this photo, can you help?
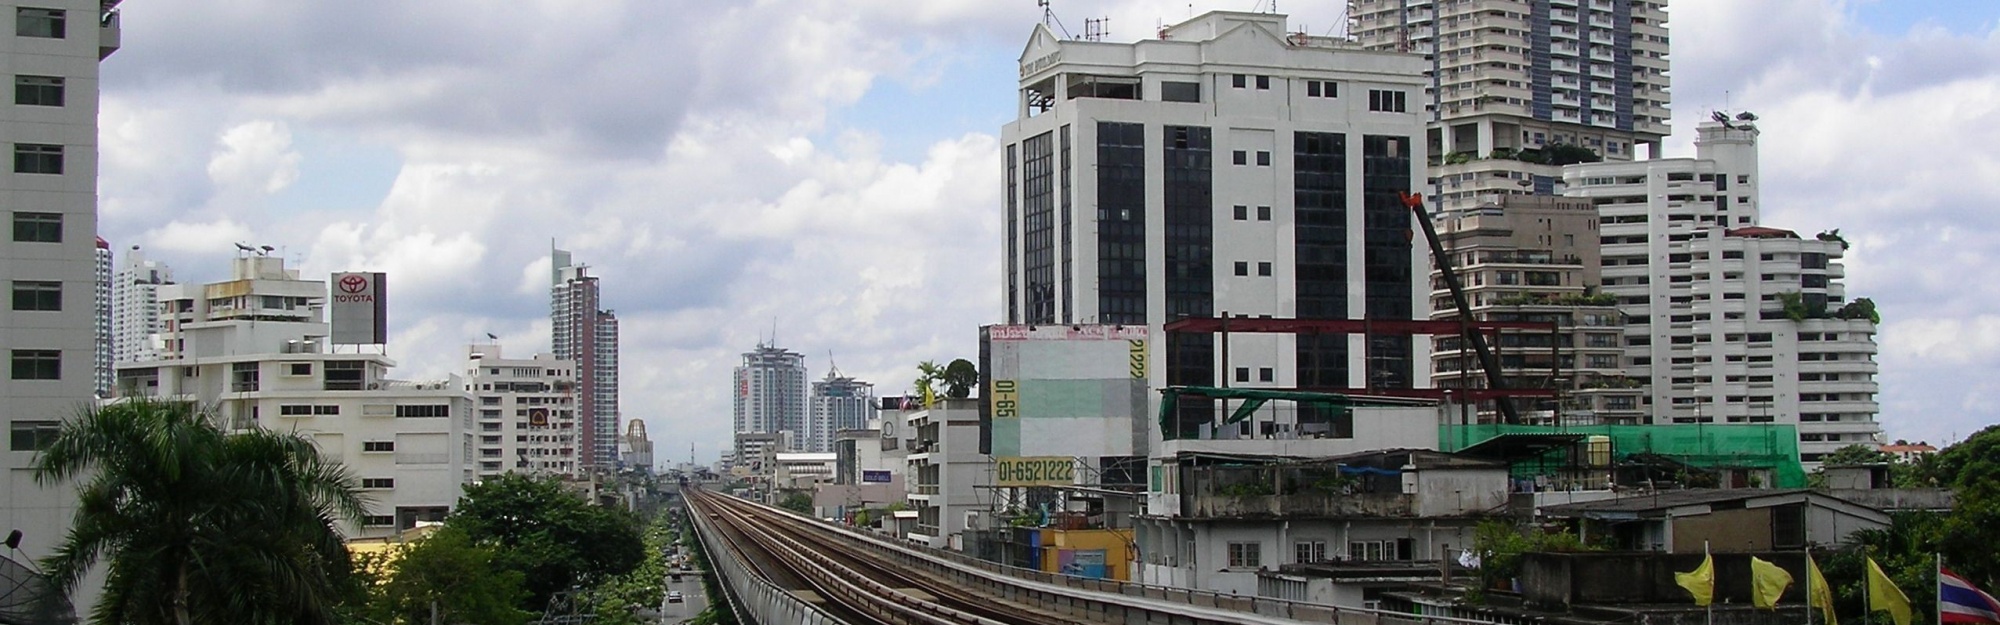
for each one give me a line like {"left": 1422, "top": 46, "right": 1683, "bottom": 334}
{"left": 1038, "top": 528, "right": 1134, "bottom": 582}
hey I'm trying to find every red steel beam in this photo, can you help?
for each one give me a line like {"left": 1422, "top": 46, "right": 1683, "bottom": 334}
{"left": 1161, "top": 317, "right": 1555, "bottom": 335}
{"left": 1292, "top": 387, "right": 1557, "bottom": 400}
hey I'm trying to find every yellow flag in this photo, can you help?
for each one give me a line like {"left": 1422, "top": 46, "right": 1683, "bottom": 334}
{"left": 1808, "top": 555, "right": 1838, "bottom": 625}
{"left": 1750, "top": 556, "right": 1794, "bottom": 610}
{"left": 1867, "top": 557, "right": 1913, "bottom": 625}
{"left": 1675, "top": 554, "right": 1715, "bottom": 606}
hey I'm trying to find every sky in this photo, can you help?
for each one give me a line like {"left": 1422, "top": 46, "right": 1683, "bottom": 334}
{"left": 95, "top": 0, "right": 2000, "bottom": 464}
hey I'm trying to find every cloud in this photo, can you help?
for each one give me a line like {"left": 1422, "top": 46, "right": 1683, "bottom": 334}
{"left": 207, "top": 120, "right": 302, "bottom": 195}
{"left": 140, "top": 218, "right": 256, "bottom": 254}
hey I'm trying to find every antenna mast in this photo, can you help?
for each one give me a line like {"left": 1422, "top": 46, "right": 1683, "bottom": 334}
{"left": 1083, "top": 17, "right": 1107, "bottom": 41}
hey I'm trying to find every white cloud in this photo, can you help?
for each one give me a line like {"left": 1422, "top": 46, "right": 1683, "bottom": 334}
{"left": 206, "top": 120, "right": 302, "bottom": 195}
{"left": 141, "top": 218, "right": 256, "bottom": 254}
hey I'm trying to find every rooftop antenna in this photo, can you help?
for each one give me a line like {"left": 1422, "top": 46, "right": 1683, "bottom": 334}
{"left": 1038, "top": 0, "right": 1076, "bottom": 39}
{"left": 1083, "top": 16, "right": 1107, "bottom": 41}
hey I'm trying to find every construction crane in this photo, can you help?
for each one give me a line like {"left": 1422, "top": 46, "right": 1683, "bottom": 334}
{"left": 1402, "top": 191, "right": 1523, "bottom": 424}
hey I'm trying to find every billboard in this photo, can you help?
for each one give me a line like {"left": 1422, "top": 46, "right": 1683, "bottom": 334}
{"left": 861, "top": 470, "right": 892, "bottom": 483}
{"left": 528, "top": 408, "right": 550, "bottom": 428}
{"left": 329, "top": 272, "right": 388, "bottom": 345}
{"left": 979, "top": 325, "right": 1149, "bottom": 460}
{"left": 993, "top": 456, "right": 1076, "bottom": 487}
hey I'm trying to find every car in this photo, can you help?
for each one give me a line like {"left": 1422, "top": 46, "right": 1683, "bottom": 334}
{"left": 667, "top": 591, "right": 685, "bottom": 604}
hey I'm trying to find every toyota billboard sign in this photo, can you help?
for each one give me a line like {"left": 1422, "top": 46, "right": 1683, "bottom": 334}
{"left": 329, "top": 272, "right": 388, "bottom": 345}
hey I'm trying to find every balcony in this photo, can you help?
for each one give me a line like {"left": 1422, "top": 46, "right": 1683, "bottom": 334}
{"left": 99, "top": 7, "right": 120, "bottom": 59}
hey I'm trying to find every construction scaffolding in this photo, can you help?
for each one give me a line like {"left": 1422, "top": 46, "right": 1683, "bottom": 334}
{"left": 1441, "top": 423, "right": 1807, "bottom": 489}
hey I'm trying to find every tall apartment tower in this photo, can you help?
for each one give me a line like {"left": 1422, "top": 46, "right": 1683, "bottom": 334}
{"left": 1350, "top": 0, "right": 1672, "bottom": 211}
{"left": 0, "top": 0, "right": 120, "bottom": 610}
{"left": 1426, "top": 196, "right": 1643, "bottom": 425}
{"left": 111, "top": 244, "right": 173, "bottom": 366}
{"left": 551, "top": 247, "right": 620, "bottom": 470}
{"left": 1564, "top": 120, "right": 1881, "bottom": 464}
{"left": 733, "top": 343, "right": 807, "bottom": 456}
{"left": 999, "top": 11, "right": 1431, "bottom": 436}
{"left": 466, "top": 344, "right": 578, "bottom": 478}
{"left": 91, "top": 236, "right": 110, "bottom": 397}
{"left": 806, "top": 367, "right": 875, "bottom": 453}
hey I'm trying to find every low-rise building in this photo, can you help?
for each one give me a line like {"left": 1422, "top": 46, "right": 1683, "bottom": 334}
{"left": 904, "top": 399, "right": 984, "bottom": 549}
{"left": 1538, "top": 488, "right": 1889, "bottom": 553}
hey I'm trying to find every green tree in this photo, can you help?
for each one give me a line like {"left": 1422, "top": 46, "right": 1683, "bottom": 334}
{"left": 1929, "top": 425, "right": 2000, "bottom": 588}
{"left": 1818, "top": 512, "right": 1943, "bottom": 625}
{"left": 1822, "top": 444, "right": 1894, "bottom": 466}
{"left": 941, "top": 358, "right": 978, "bottom": 399}
{"left": 1470, "top": 519, "right": 1594, "bottom": 595}
{"left": 34, "top": 399, "right": 366, "bottom": 625}
{"left": 914, "top": 360, "right": 944, "bottom": 407}
{"left": 587, "top": 514, "right": 673, "bottom": 625}
{"left": 450, "top": 474, "right": 645, "bottom": 612}
{"left": 385, "top": 526, "right": 531, "bottom": 625}
{"left": 777, "top": 492, "right": 813, "bottom": 515}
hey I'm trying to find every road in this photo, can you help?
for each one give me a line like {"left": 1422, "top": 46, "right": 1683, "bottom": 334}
{"left": 659, "top": 569, "right": 709, "bottom": 624}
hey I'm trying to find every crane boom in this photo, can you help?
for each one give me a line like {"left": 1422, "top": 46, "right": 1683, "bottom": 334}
{"left": 1402, "top": 192, "right": 1522, "bottom": 424}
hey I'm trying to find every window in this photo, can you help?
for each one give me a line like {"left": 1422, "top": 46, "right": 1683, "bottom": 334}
{"left": 362, "top": 515, "right": 396, "bottom": 527}
{"left": 284, "top": 362, "right": 312, "bottom": 376}
{"left": 1232, "top": 150, "right": 1247, "bottom": 165}
{"left": 230, "top": 362, "right": 259, "bottom": 392}
{"left": 1348, "top": 540, "right": 1402, "bottom": 561}
{"left": 1255, "top": 75, "right": 1270, "bottom": 90}
{"left": 1295, "top": 540, "right": 1327, "bottom": 564}
{"left": 13, "top": 143, "right": 62, "bottom": 174}
{"left": 1257, "top": 262, "right": 1272, "bottom": 277}
{"left": 395, "top": 404, "right": 451, "bottom": 418}
{"left": 324, "top": 360, "right": 365, "bottom": 390}
{"left": 11, "top": 280, "right": 59, "bottom": 311}
{"left": 1256, "top": 151, "right": 1271, "bottom": 166}
{"left": 1234, "top": 205, "right": 1248, "bottom": 220}
{"left": 1367, "top": 90, "right": 1407, "bottom": 113}
{"left": 279, "top": 404, "right": 338, "bottom": 416}
{"left": 1235, "top": 367, "right": 1250, "bottom": 383}
{"left": 14, "top": 75, "right": 61, "bottom": 106}
{"left": 9, "top": 420, "right": 58, "bottom": 451}
{"left": 1232, "top": 74, "right": 1246, "bottom": 88}
{"left": 1306, "top": 80, "right": 1337, "bottom": 98}
{"left": 1161, "top": 81, "right": 1200, "bottom": 103}
{"left": 1258, "top": 367, "right": 1274, "bottom": 382}
{"left": 15, "top": 8, "right": 63, "bottom": 38}
{"left": 361, "top": 478, "right": 395, "bottom": 489}
{"left": 1256, "top": 206, "right": 1271, "bottom": 221}
{"left": 1227, "top": 542, "right": 1262, "bottom": 568}
{"left": 10, "top": 349, "right": 58, "bottom": 380}
{"left": 12, "top": 211, "right": 60, "bottom": 242}
{"left": 1234, "top": 261, "right": 1249, "bottom": 276}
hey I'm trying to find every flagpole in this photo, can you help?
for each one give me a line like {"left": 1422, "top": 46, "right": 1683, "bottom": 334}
{"left": 1807, "top": 547, "right": 1814, "bottom": 625}
{"left": 1936, "top": 553, "right": 1942, "bottom": 625}
{"left": 1706, "top": 541, "right": 1713, "bottom": 625}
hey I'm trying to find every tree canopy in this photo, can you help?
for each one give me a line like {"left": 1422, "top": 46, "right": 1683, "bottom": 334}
{"left": 450, "top": 474, "right": 646, "bottom": 611}
{"left": 941, "top": 358, "right": 978, "bottom": 399}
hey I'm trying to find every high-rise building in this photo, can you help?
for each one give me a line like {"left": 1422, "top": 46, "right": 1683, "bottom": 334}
{"left": 999, "top": 11, "right": 1432, "bottom": 437}
{"left": 92, "top": 236, "right": 111, "bottom": 397}
{"left": 733, "top": 344, "right": 807, "bottom": 456}
{"left": 551, "top": 247, "right": 620, "bottom": 470}
{"left": 1349, "top": 0, "right": 1672, "bottom": 211}
{"left": 122, "top": 253, "right": 474, "bottom": 538}
{"left": 466, "top": 344, "right": 577, "bottom": 478}
{"left": 111, "top": 244, "right": 173, "bottom": 368}
{"left": 620, "top": 419, "right": 653, "bottom": 472}
{"left": 1563, "top": 120, "right": 1881, "bottom": 464}
{"left": 0, "top": 0, "right": 121, "bottom": 610}
{"left": 1426, "top": 196, "right": 1643, "bottom": 425}
{"left": 806, "top": 367, "right": 874, "bottom": 453}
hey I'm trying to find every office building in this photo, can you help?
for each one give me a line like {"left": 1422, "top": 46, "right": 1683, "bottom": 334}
{"left": 1349, "top": 0, "right": 1672, "bottom": 211}
{"left": 120, "top": 253, "right": 474, "bottom": 538}
{"left": 621, "top": 418, "right": 652, "bottom": 471}
{"left": 1563, "top": 120, "right": 1881, "bottom": 464}
{"left": 733, "top": 343, "right": 807, "bottom": 455}
{"left": 806, "top": 367, "right": 874, "bottom": 453}
{"left": 551, "top": 247, "right": 620, "bottom": 470}
{"left": 0, "top": 0, "right": 121, "bottom": 610}
{"left": 91, "top": 236, "right": 110, "bottom": 397}
{"left": 466, "top": 344, "right": 577, "bottom": 478}
{"left": 1427, "top": 195, "right": 1642, "bottom": 424}
{"left": 111, "top": 243, "right": 172, "bottom": 366}
{"left": 1000, "top": 11, "right": 1433, "bottom": 439}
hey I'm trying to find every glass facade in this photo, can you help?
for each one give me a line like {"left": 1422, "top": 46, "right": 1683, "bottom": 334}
{"left": 1163, "top": 125, "right": 1214, "bottom": 438}
{"left": 1095, "top": 122, "right": 1146, "bottom": 325}
{"left": 1005, "top": 143, "right": 1019, "bottom": 324}
{"left": 1023, "top": 131, "right": 1057, "bottom": 324}
{"left": 1059, "top": 125, "right": 1073, "bottom": 324}
{"left": 1362, "top": 135, "right": 1416, "bottom": 390}
{"left": 1294, "top": 131, "right": 1349, "bottom": 393}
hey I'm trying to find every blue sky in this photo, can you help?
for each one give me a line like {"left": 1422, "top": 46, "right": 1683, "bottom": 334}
{"left": 95, "top": 0, "right": 2000, "bottom": 461}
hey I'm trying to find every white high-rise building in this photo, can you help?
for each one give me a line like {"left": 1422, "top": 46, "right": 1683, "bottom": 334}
{"left": 119, "top": 253, "right": 475, "bottom": 538}
{"left": 551, "top": 247, "right": 620, "bottom": 470}
{"left": 0, "top": 0, "right": 120, "bottom": 611}
{"left": 1564, "top": 120, "right": 1882, "bottom": 464}
{"left": 466, "top": 344, "right": 577, "bottom": 478}
{"left": 733, "top": 344, "right": 806, "bottom": 456}
{"left": 806, "top": 368, "right": 874, "bottom": 453}
{"left": 111, "top": 243, "right": 172, "bottom": 367}
{"left": 1349, "top": 0, "right": 1672, "bottom": 211}
{"left": 92, "top": 236, "right": 110, "bottom": 397}
{"left": 1000, "top": 11, "right": 1431, "bottom": 436}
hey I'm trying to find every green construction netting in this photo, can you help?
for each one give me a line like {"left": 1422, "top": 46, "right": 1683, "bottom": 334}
{"left": 1441, "top": 423, "right": 1807, "bottom": 488}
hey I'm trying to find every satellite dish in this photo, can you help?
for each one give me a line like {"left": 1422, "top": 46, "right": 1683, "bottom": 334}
{"left": 1736, "top": 111, "right": 1758, "bottom": 121}
{"left": 0, "top": 553, "right": 75, "bottom": 624}
{"left": 1710, "top": 111, "right": 1729, "bottom": 124}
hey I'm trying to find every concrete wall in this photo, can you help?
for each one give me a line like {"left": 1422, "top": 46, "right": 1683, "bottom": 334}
{"left": 1522, "top": 552, "right": 1807, "bottom": 609}
{"left": 1671, "top": 507, "right": 1771, "bottom": 553}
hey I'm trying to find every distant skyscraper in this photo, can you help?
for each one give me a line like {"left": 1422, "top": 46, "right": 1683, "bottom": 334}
{"left": 807, "top": 366, "right": 875, "bottom": 453}
{"left": 551, "top": 247, "right": 621, "bottom": 470}
{"left": 733, "top": 343, "right": 807, "bottom": 456}
{"left": 112, "top": 244, "right": 173, "bottom": 369}
{"left": 93, "top": 237, "right": 111, "bottom": 397}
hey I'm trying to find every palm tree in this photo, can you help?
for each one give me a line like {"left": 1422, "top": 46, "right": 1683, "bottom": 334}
{"left": 914, "top": 360, "right": 944, "bottom": 408}
{"left": 33, "top": 399, "right": 368, "bottom": 625}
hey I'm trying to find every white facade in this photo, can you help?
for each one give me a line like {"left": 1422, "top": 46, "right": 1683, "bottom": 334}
{"left": 733, "top": 343, "right": 807, "bottom": 455}
{"left": 620, "top": 418, "right": 652, "bottom": 471}
{"left": 91, "top": 236, "right": 109, "bottom": 396}
{"left": 1350, "top": 0, "right": 1672, "bottom": 211}
{"left": 1564, "top": 121, "right": 1882, "bottom": 463}
{"left": 0, "top": 0, "right": 119, "bottom": 610}
{"left": 1000, "top": 12, "right": 1434, "bottom": 443}
{"left": 805, "top": 368, "right": 873, "bottom": 453}
{"left": 902, "top": 400, "right": 984, "bottom": 550}
{"left": 466, "top": 345, "right": 577, "bottom": 478}
{"left": 119, "top": 254, "right": 475, "bottom": 539}
{"left": 550, "top": 248, "right": 619, "bottom": 470}
{"left": 111, "top": 243, "right": 171, "bottom": 366}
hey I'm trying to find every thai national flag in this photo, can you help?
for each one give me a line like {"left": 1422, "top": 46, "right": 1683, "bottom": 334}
{"left": 1941, "top": 568, "right": 2000, "bottom": 625}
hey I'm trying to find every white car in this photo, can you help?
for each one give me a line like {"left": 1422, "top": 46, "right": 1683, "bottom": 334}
{"left": 667, "top": 591, "right": 685, "bottom": 604}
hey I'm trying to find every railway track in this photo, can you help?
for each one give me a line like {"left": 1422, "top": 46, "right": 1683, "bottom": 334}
{"left": 688, "top": 487, "right": 1087, "bottom": 625}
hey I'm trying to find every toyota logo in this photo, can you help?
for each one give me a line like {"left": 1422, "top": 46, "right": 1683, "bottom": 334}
{"left": 338, "top": 275, "right": 369, "bottom": 294}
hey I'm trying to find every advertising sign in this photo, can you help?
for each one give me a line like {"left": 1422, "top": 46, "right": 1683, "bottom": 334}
{"left": 329, "top": 272, "right": 388, "bottom": 345}
{"left": 861, "top": 470, "right": 892, "bottom": 484}
{"left": 993, "top": 456, "right": 1076, "bottom": 487}
{"left": 528, "top": 408, "right": 549, "bottom": 428}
